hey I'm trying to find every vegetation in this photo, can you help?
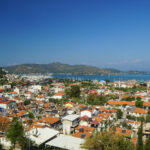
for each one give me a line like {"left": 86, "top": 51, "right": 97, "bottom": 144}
{"left": 122, "top": 121, "right": 132, "bottom": 129}
{"left": 66, "top": 85, "right": 81, "bottom": 98}
{"left": 145, "top": 135, "right": 150, "bottom": 150}
{"left": 28, "top": 112, "right": 35, "bottom": 119}
{"left": 135, "top": 100, "right": 143, "bottom": 108}
{"left": 127, "top": 115, "right": 136, "bottom": 121}
{"left": 122, "top": 96, "right": 136, "bottom": 101}
{"left": 5, "top": 62, "right": 121, "bottom": 74}
{"left": 82, "top": 131, "right": 135, "bottom": 150}
{"left": 6, "top": 117, "right": 26, "bottom": 149}
{"left": 87, "top": 93, "right": 107, "bottom": 105}
{"left": 116, "top": 109, "right": 123, "bottom": 119}
{"left": 115, "top": 86, "right": 147, "bottom": 92}
{"left": 24, "top": 100, "right": 31, "bottom": 106}
{"left": 136, "top": 122, "right": 143, "bottom": 150}
{"left": 0, "top": 68, "right": 7, "bottom": 85}
{"left": 145, "top": 114, "right": 150, "bottom": 123}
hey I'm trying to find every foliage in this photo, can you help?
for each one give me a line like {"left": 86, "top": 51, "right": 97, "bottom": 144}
{"left": 115, "top": 86, "right": 146, "bottom": 92}
{"left": 69, "top": 85, "right": 81, "bottom": 98}
{"left": 126, "top": 115, "right": 136, "bottom": 121}
{"left": 116, "top": 109, "right": 123, "bottom": 119}
{"left": 0, "top": 68, "right": 7, "bottom": 85}
{"left": 135, "top": 100, "right": 143, "bottom": 108}
{"left": 145, "top": 114, "right": 150, "bottom": 123}
{"left": 82, "top": 131, "right": 135, "bottom": 150}
{"left": 122, "top": 121, "right": 132, "bottom": 129}
{"left": 28, "top": 112, "right": 35, "bottom": 119}
{"left": 24, "top": 100, "right": 31, "bottom": 106}
{"left": 144, "top": 135, "right": 150, "bottom": 150}
{"left": 136, "top": 116, "right": 145, "bottom": 122}
{"left": 136, "top": 122, "right": 143, "bottom": 150}
{"left": 0, "top": 143, "right": 4, "bottom": 150}
{"left": 87, "top": 93, "right": 107, "bottom": 105}
{"left": 122, "top": 96, "right": 136, "bottom": 101}
{"left": 6, "top": 117, "right": 25, "bottom": 149}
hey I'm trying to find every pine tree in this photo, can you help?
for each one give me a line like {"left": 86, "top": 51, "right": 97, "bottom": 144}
{"left": 136, "top": 122, "right": 143, "bottom": 150}
{"left": 6, "top": 117, "right": 25, "bottom": 149}
{"left": 145, "top": 135, "right": 150, "bottom": 150}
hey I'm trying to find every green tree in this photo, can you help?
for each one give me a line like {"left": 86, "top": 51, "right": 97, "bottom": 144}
{"left": 136, "top": 122, "right": 143, "bottom": 150}
{"left": 6, "top": 117, "right": 25, "bottom": 149}
{"left": 117, "top": 109, "right": 123, "bottom": 119}
{"left": 87, "top": 93, "right": 107, "bottom": 105}
{"left": 135, "top": 100, "right": 143, "bottom": 108}
{"left": 145, "top": 135, "right": 150, "bottom": 150}
{"left": 82, "top": 131, "right": 135, "bottom": 150}
{"left": 145, "top": 114, "right": 150, "bottom": 123}
{"left": 70, "top": 85, "right": 81, "bottom": 98}
{"left": 24, "top": 100, "right": 30, "bottom": 106}
{"left": 28, "top": 112, "right": 35, "bottom": 119}
{"left": 0, "top": 144, "right": 4, "bottom": 150}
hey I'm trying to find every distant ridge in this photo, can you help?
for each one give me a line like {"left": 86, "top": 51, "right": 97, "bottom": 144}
{"left": 4, "top": 62, "right": 121, "bottom": 75}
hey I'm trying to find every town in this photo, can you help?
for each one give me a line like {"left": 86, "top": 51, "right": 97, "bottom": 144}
{"left": 0, "top": 68, "right": 150, "bottom": 150}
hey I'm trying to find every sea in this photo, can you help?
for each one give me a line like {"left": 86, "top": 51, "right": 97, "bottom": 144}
{"left": 52, "top": 74, "right": 150, "bottom": 82}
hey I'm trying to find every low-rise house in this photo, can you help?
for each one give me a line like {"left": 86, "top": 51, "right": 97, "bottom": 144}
{"left": 27, "top": 127, "right": 59, "bottom": 146}
{"left": 127, "top": 108, "right": 147, "bottom": 117}
{"left": 128, "top": 121, "right": 140, "bottom": 129}
{"left": 0, "top": 100, "right": 15, "bottom": 109}
{"left": 52, "top": 92, "right": 65, "bottom": 99}
{"left": 38, "top": 116, "right": 61, "bottom": 129}
{"left": 46, "top": 134, "right": 84, "bottom": 150}
{"left": 80, "top": 109, "right": 92, "bottom": 118}
{"left": 115, "top": 127, "right": 133, "bottom": 138}
{"left": 72, "top": 131, "right": 92, "bottom": 139}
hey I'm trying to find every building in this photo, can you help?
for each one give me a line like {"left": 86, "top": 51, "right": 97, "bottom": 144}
{"left": 62, "top": 114, "right": 80, "bottom": 135}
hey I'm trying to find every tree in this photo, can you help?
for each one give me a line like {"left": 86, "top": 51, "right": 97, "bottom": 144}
{"left": 145, "top": 114, "right": 150, "bottom": 123}
{"left": 87, "top": 93, "right": 107, "bottom": 105}
{"left": 6, "top": 117, "right": 25, "bottom": 149}
{"left": 24, "top": 100, "right": 30, "bottom": 106}
{"left": 117, "top": 109, "right": 123, "bottom": 119}
{"left": 135, "top": 100, "right": 143, "bottom": 108}
{"left": 82, "top": 131, "right": 135, "bottom": 150}
{"left": 145, "top": 135, "right": 150, "bottom": 150}
{"left": 136, "top": 122, "right": 143, "bottom": 150}
{"left": 70, "top": 85, "right": 81, "bottom": 98}
{"left": 28, "top": 112, "right": 35, "bottom": 119}
{"left": 0, "top": 144, "right": 4, "bottom": 150}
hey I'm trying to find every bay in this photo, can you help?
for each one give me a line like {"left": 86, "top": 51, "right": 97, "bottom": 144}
{"left": 52, "top": 74, "right": 150, "bottom": 82}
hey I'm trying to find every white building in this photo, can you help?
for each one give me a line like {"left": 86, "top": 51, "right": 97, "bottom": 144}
{"left": 46, "top": 134, "right": 84, "bottom": 150}
{"left": 62, "top": 114, "right": 80, "bottom": 135}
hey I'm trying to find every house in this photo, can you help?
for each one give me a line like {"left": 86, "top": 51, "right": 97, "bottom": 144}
{"left": 72, "top": 131, "right": 92, "bottom": 139}
{"left": 127, "top": 108, "right": 147, "bottom": 117}
{"left": 53, "top": 92, "right": 65, "bottom": 100}
{"left": 62, "top": 114, "right": 80, "bottom": 135}
{"left": 115, "top": 127, "right": 133, "bottom": 138}
{"left": 0, "top": 100, "right": 15, "bottom": 109}
{"left": 38, "top": 116, "right": 61, "bottom": 129}
{"left": 80, "top": 110, "right": 92, "bottom": 118}
{"left": 46, "top": 134, "right": 84, "bottom": 150}
{"left": 27, "top": 127, "right": 59, "bottom": 146}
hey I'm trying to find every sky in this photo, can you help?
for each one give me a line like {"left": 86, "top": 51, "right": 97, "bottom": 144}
{"left": 0, "top": 0, "right": 150, "bottom": 71}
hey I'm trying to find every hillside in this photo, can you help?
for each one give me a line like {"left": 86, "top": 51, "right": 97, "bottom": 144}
{"left": 4, "top": 62, "right": 121, "bottom": 75}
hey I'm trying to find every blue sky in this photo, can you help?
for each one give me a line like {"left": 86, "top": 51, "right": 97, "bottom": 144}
{"left": 0, "top": 0, "right": 150, "bottom": 71}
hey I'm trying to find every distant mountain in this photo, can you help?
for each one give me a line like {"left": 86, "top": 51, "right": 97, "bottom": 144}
{"left": 125, "top": 70, "right": 147, "bottom": 74}
{"left": 4, "top": 62, "right": 122, "bottom": 75}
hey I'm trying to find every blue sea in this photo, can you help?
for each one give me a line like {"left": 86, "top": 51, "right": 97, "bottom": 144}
{"left": 52, "top": 74, "right": 150, "bottom": 82}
